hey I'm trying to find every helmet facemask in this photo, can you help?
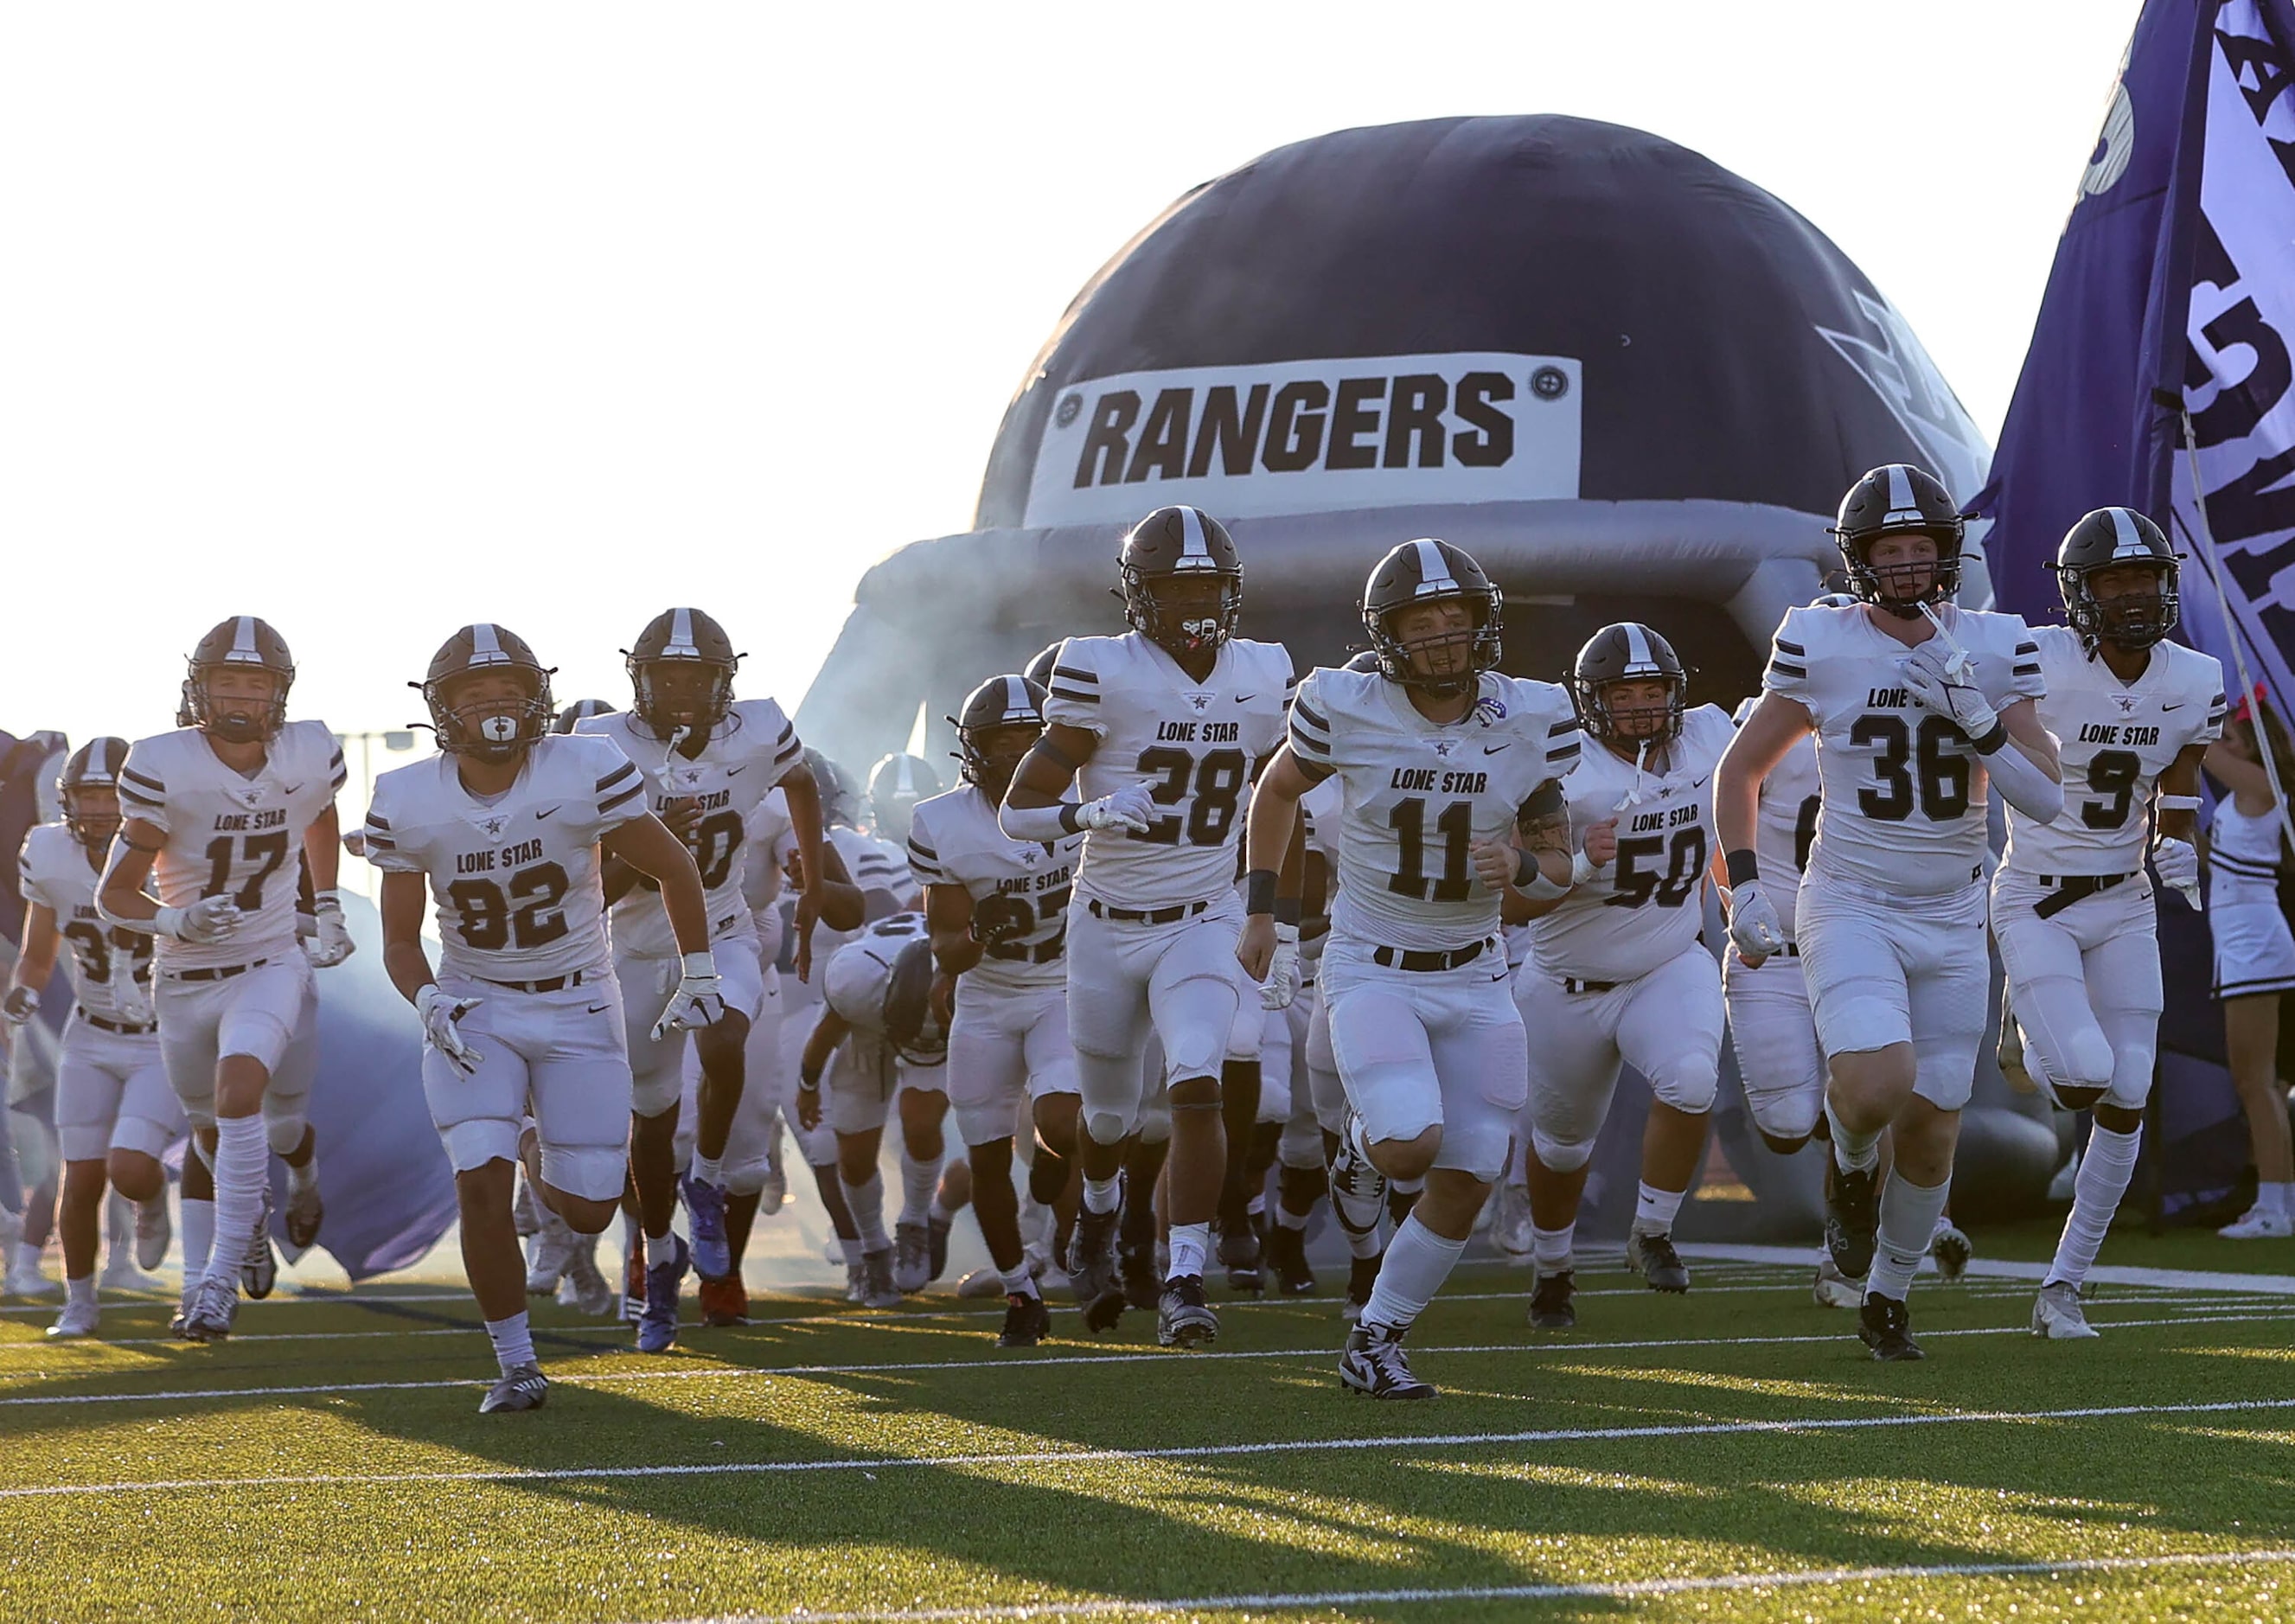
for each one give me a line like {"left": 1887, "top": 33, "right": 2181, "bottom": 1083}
{"left": 1122, "top": 565, "right": 1243, "bottom": 657}
{"left": 2063, "top": 558, "right": 2178, "bottom": 651}
{"left": 1581, "top": 675, "right": 1684, "bottom": 745}
{"left": 191, "top": 663, "right": 289, "bottom": 745}
{"left": 1369, "top": 592, "right": 1503, "bottom": 697}
{"left": 1840, "top": 530, "right": 1960, "bottom": 620}
{"left": 958, "top": 721, "right": 1040, "bottom": 804}
{"left": 62, "top": 783, "right": 122, "bottom": 854}
{"left": 431, "top": 667, "right": 553, "bottom": 764}
{"left": 630, "top": 657, "right": 735, "bottom": 741}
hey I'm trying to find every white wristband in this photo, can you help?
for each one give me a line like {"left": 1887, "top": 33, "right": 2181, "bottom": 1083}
{"left": 1518, "top": 865, "right": 1568, "bottom": 901}
{"left": 150, "top": 905, "right": 186, "bottom": 940}
{"left": 681, "top": 949, "right": 718, "bottom": 979}
{"left": 313, "top": 888, "right": 342, "bottom": 911}
{"left": 2157, "top": 795, "right": 2202, "bottom": 811}
{"left": 1570, "top": 850, "right": 1601, "bottom": 887}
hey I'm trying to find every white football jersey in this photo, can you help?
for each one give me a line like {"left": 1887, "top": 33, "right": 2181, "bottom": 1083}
{"left": 363, "top": 734, "right": 645, "bottom": 982}
{"left": 906, "top": 782, "right": 1081, "bottom": 993}
{"left": 1762, "top": 601, "right": 2046, "bottom": 897}
{"left": 16, "top": 822, "right": 155, "bottom": 1022}
{"left": 1043, "top": 631, "right": 1294, "bottom": 910}
{"left": 1735, "top": 697, "right": 1821, "bottom": 943}
{"left": 1529, "top": 703, "right": 1733, "bottom": 981}
{"left": 1291, "top": 666, "right": 1580, "bottom": 953}
{"left": 821, "top": 911, "right": 937, "bottom": 1048}
{"left": 741, "top": 788, "right": 796, "bottom": 966}
{"left": 578, "top": 699, "right": 802, "bottom": 957}
{"left": 117, "top": 720, "right": 344, "bottom": 969}
{"left": 2001, "top": 628, "right": 2223, "bottom": 878}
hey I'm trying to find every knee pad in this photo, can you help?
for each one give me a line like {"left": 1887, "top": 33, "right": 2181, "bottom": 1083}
{"left": 111, "top": 1115, "right": 180, "bottom": 1163}
{"left": 2062, "top": 1027, "right": 2116, "bottom": 1093}
{"left": 443, "top": 1119, "right": 521, "bottom": 1175}
{"left": 540, "top": 1145, "right": 628, "bottom": 1205}
{"left": 1531, "top": 1128, "right": 1595, "bottom": 1175}
{"left": 1278, "top": 1115, "right": 1324, "bottom": 1171}
{"left": 1745, "top": 1089, "right": 1822, "bottom": 1148}
{"left": 720, "top": 1154, "right": 773, "bottom": 1196}
{"left": 1646, "top": 1064, "right": 1718, "bottom": 1116}
{"left": 263, "top": 1109, "right": 307, "bottom": 1157}
{"left": 1085, "top": 1109, "right": 1139, "bottom": 1148}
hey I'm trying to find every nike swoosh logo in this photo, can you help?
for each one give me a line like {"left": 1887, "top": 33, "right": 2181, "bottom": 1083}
{"left": 727, "top": 765, "right": 747, "bottom": 776}
{"left": 1234, "top": 694, "right": 1257, "bottom": 703}
{"left": 1483, "top": 743, "right": 1512, "bottom": 755}
{"left": 535, "top": 807, "right": 559, "bottom": 820}
{"left": 282, "top": 783, "right": 304, "bottom": 796}
{"left": 586, "top": 1003, "right": 610, "bottom": 1014}
{"left": 2162, "top": 702, "right": 2186, "bottom": 712}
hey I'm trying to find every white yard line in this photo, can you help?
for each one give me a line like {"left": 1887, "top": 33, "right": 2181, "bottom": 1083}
{"left": 3, "top": 1395, "right": 2293, "bottom": 1500}
{"left": 659, "top": 1548, "right": 2295, "bottom": 1622}
{"left": 1678, "top": 1243, "right": 2295, "bottom": 1297}
{"left": 0, "top": 1308, "right": 2285, "bottom": 1410}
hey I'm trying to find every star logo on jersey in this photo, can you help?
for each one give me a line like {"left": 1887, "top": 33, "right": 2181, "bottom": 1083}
{"left": 1429, "top": 738, "right": 1459, "bottom": 759}
{"left": 469, "top": 813, "right": 511, "bottom": 842}
{"left": 1186, "top": 694, "right": 1212, "bottom": 713}
{"left": 2114, "top": 694, "right": 2138, "bottom": 715}
{"left": 231, "top": 785, "right": 268, "bottom": 810}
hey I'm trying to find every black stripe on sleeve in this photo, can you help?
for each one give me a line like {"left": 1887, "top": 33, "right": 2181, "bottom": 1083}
{"left": 367, "top": 812, "right": 391, "bottom": 830}
{"left": 2016, "top": 641, "right": 2039, "bottom": 655}
{"left": 777, "top": 722, "right": 795, "bottom": 744}
{"left": 120, "top": 787, "right": 161, "bottom": 811}
{"left": 362, "top": 831, "right": 396, "bottom": 851}
{"left": 1050, "top": 664, "right": 1098, "bottom": 686}
{"left": 1288, "top": 726, "right": 1330, "bottom": 758}
{"left": 1048, "top": 686, "right": 1099, "bottom": 705}
{"left": 1292, "top": 698, "right": 1330, "bottom": 732}
{"left": 908, "top": 837, "right": 938, "bottom": 860}
{"left": 776, "top": 739, "right": 804, "bottom": 764}
{"left": 1773, "top": 638, "right": 1806, "bottom": 657}
{"left": 597, "top": 763, "right": 638, "bottom": 792}
{"left": 599, "top": 785, "right": 643, "bottom": 815}
{"left": 2013, "top": 663, "right": 2041, "bottom": 676}
{"left": 122, "top": 767, "right": 164, "bottom": 793}
{"left": 1768, "top": 660, "right": 1806, "bottom": 680}
{"left": 1292, "top": 754, "right": 1335, "bottom": 785}
{"left": 1548, "top": 719, "right": 1577, "bottom": 736}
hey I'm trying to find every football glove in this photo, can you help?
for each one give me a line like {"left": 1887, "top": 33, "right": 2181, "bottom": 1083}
{"left": 305, "top": 890, "right": 357, "bottom": 969}
{"left": 1077, "top": 783, "right": 1158, "bottom": 834}
{"left": 112, "top": 982, "right": 154, "bottom": 1030}
{"left": 1, "top": 985, "right": 37, "bottom": 1026}
{"left": 1902, "top": 641, "right": 1998, "bottom": 743}
{"left": 2151, "top": 835, "right": 2202, "bottom": 908}
{"left": 1260, "top": 923, "right": 1301, "bottom": 1011}
{"left": 1726, "top": 879, "right": 1787, "bottom": 961}
{"left": 152, "top": 897, "right": 243, "bottom": 944}
{"left": 653, "top": 951, "right": 727, "bottom": 1039}
{"left": 969, "top": 892, "right": 1036, "bottom": 949}
{"left": 415, "top": 984, "right": 485, "bottom": 1076}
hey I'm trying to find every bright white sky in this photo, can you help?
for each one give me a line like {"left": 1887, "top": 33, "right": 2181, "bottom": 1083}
{"left": 3, "top": 2, "right": 2140, "bottom": 776}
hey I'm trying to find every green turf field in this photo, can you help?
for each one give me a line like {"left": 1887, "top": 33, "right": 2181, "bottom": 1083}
{"left": 3, "top": 1223, "right": 2292, "bottom": 1622}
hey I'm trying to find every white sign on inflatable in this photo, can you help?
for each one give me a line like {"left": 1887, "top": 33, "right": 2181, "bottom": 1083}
{"left": 1022, "top": 351, "right": 1582, "bottom": 527}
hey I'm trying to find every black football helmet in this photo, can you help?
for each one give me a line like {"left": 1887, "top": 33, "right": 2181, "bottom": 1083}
{"left": 419, "top": 624, "right": 555, "bottom": 763}
{"left": 186, "top": 617, "right": 295, "bottom": 744}
{"left": 884, "top": 937, "right": 949, "bottom": 1065}
{"left": 1572, "top": 623, "right": 1686, "bottom": 745}
{"left": 553, "top": 698, "right": 616, "bottom": 735}
{"left": 1360, "top": 539, "right": 1505, "bottom": 696}
{"left": 2052, "top": 507, "right": 2180, "bottom": 651}
{"left": 623, "top": 608, "right": 741, "bottom": 738}
{"left": 1831, "top": 464, "right": 1966, "bottom": 617}
{"left": 868, "top": 752, "right": 943, "bottom": 846}
{"left": 1119, "top": 506, "right": 1243, "bottom": 655}
{"left": 802, "top": 746, "right": 861, "bottom": 829}
{"left": 60, "top": 737, "right": 130, "bottom": 849}
{"left": 1023, "top": 643, "right": 1061, "bottom": 691}
{"left": 953, "top": 675, "right": 1047, "bottom": 801}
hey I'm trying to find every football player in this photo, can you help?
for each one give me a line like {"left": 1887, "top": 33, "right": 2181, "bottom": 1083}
{"left": 1243, "top": 539, "right": 1579, "bottom": 1397}
{"left": 99, "top": 618, "right": 352, "bottom": 1342}
{"left": 368, "top": 625, "right": 721, "bottom": 1404}
{"left": 1718, "top": 466, "right": 2062, "bottom": 1361}
{"left": 1002, "top": 505, "right": 1295, "bottom": 1347}
{"left": 578, "top": 609, "right": 825, "bottom": 1343}
{"left": 5, "top": 740, "right": 186, "bottom": 1337}
{"left": 794, "top": 911, "right": 949, "bottom": 1308}
{"left": 1512, "top": 624, "right": 1736, "bottom": 1327}
{"left": 868, "top": 753, "right": 942, "bottom": 852}
{"left": 908, "top": 675, "right": 1084, "bottom": 1346}
{"left": 1999, "top": 510, "right": 2222, "bottom": 1333}
{"left": 1264, "top": 773, "right": 1345, "bottom": 1301}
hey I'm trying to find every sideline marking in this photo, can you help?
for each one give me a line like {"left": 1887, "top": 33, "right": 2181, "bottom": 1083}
{"left": 1680, "top": 1243, "right": 2295, "bottom": 1297}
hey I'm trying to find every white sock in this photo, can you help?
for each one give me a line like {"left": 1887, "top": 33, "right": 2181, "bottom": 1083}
{"left": 841, "top": 1171, "right": 889, "bottom": 1251}
{"left": 1246, "top": 1192, "right": 1267, "bottom": 1218}
{"left": 1865, "top": 1173, "right": 1951, "bottom": 1302}
{"left": 67, "top": 1274, "right": 96, "bottom": 1308}
{"left": 838, "top": 1235, "right": 866, "bottom": 1268}
{"left": 1167, "top": 1221, "right": 1210, "bottom": 1282}
{"left": 2046, "top": 1123, "right": 2139, "bottom": 1289}
{"left": 204, "top": 1115, "right": 267, "bottom": 1280}
{"left": 1082, "top": 1176, "right": 1121, "bottom": 1216}
{"left": 1274, "top": 1205, "right": 1308, "bottom": 1231}
{"left": 1390, "top": 1173, "right": 1424, "bottom": 1196}
{"left": 106, "top": 1191, "right": 135, "bottom": 1252}
{"left": 12, "top": 1242, "right": 42, "bottom": 1276}
{"left": 1000, "top": 1262, "right": 1039, "bottom": 1299}
{"left": 485, "top": 1311, "right": 535, "bottom": 1374}
{"left": 928, "top": 1195, "right": 958, "bottom": 1225}
{"left": 1361, "top": 1214, "right": 1468, "bottom": 1332}
{"left": 898, "top": 1148, "right": 940, "bottom": 1227}
{"left": 181, "top": 1199, "right": 214, "bottom": 1284}
{"left": 1532, "top": 1222, "right": 1575, "bottom": 1273}
{"left": 1825, "top": 1097, "right": 1881, "bottom": 1173}
{"left": 2263, "top": 1180, "right": 2295, "bottom": 1218}
{"left": 1633, "top": 1181, "right": 1685, "bottom": 1236}
{"left": 287, "top": 1155, "right": 319, "bottom": 1196}
{"left": 690, "top": 1154, "right": 724, "bottom": 1188}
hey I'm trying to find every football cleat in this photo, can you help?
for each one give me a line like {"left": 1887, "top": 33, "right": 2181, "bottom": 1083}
{"left": 636, "top": 1233, "right": 688, "bottom": 1354}
{"left": 892, "top": 1221, "right": 932, "bottom": 1295}
{"left": 285, "top": 1173, "right": 323, "bottom": 1250}
{"left": 1627, "top": 1230, "right": 1690, "bottom": 1293}
{"left": 5, "top": 1251, "right": 60, "bottom": 1300}
{"left": 134, "top": 1197, "right": 172, "bottom": 1273}
{"left": 1067, "top": 1205, "right": 1124, "bottom": 1325}
{"left": 997, "top": 1292, "right": 1052, "bottom": 1348}
{"left": 621, "top": 1234, "right": 647, "bottom": 1323}
{"left": 1267, "top": 1222, "right": 1315, "bottom": 1296}
{"left": 1117, "top": 1232, "right": 1161, "bottom": 1312}
{"left": 241, "top": 1187, "right": 278, "bottom": 1300}
{"left": 927, "top": 1213, "right": 952, "bottom": 1283}
{"left": 169, "top": 1287, "right": 197, "bottom": 1339}
{"left": 527, "top": 1210, "right": 579, "bottom": 1295}
{"left": 1341, "top": 1254, "right": 1382, "bottom": 1323}
{"left": 2030, "top": 1282, "right": 2099, "bottom": 1340}
{"left": 181, "top": 1272, "right": 239, "bottom": 1343}
{"left": 559, "top": 1236, "right": 618, "bottom": 1317}
{"left": 859, "top": 1248, "right": 902, "bottom": 1310}
{"left": 1493, "top": 1182, "right": 1534, "bottom": 1257}
{"left": 845, "top": 1258, "right": 869, "bottom": 1304}
{"left": 1812, "top": 1256, "right": 1863, "bottom": 1310}
{"left": 1823, "top": 1158, "right": 1882, "bottom": 1280}
{"left": 1857, "top": 1292, "right": 1925, "bottom": 1361}
{"left": 1928, "top": 1218, "right": 1972, "bottom": 1281}
{"left": 46, "top": 1297, "right": 99, "bottom": 1339}
{"left": 697, "top": 1272, "right": 750, "bottom": 1327}
{"left": 1528, "top": 1268, "right": 1578, "bottom": 1329}
{"left": 99, "top": 1251, "right": 165, "bottom": 1294}
{"left": 680, "top": 1173, "right": 733, "bottom": 1282}
{"left": 756, "top": 1128, "right": 789, "bottom": 1218}
{"left": 479, "top": 1362, "right": 549, "bottom": 1415}
{"left": 1156, "top": 1274, "right": 1219, "bottom": 1349}
{"left": 956, "top": 1266, "right": 1005, "bottom": 1300}
{"left": 2218, "top": 1205, "right": 2295, "bottom": 1240}
{"left": 1339, "top": 1320, "right": 1435, "bottom": 1400}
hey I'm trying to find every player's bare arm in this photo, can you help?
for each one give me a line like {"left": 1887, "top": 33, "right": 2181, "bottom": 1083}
{"left": 601, "top": 814, "right": 713, "bottom": 954}
{"left": 1, "top": 900, "right": 58, "bottom": 1024}
{"left": 794, "top": 1007, "right": 851, "bottom": 1132}
{"left": 1489, "top": 777, "right": 1577, "bottom": 922}
{"left": 2157, "top": 741, "right": 2208, "bottom": 844}
{"left": 1714, "top": 694, "right": 1810, "bottom": 967}
{"left": 925, "top": 880, "right": 984, "bottom": 978}
{"left": 1237, "top": 742, "right": 1315, "bottom": 978}
{"left": 377, "top": 871, "right": 438, "bottom": 1007}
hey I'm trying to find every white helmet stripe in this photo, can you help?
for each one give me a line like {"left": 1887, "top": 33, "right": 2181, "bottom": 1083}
{"left": 227, "top": 615, "right": 261, "bottom": 664}
{"left": 1410, "top": 539, "right": 1460, "bottom": 598}
{"left": 470, "top": 623, "right": 504, "bottom": 662}
{"left": 1004, "top": 676, "right": 1030, "bottom": 722}
{"left": 2110, "top": 508, "right": 2145, "bottom": 557}
{"left": 1886, "top": 464, "right": 1914, "bottom": 517}
{"left": 1622, "top": 623, "right": 1657, "bottom": 675}
{"left": 1179, "top": 507, "right": 1208, "bottom": 559}
{"left": 666, "top": 608, "right": 699, "bottom": 656}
